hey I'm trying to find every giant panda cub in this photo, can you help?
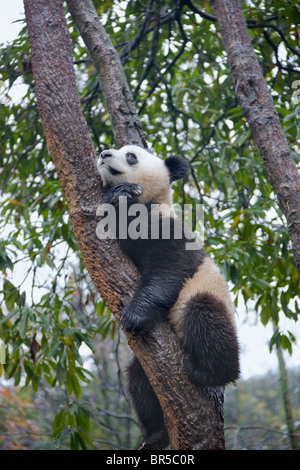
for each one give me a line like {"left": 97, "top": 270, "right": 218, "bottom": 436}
{"left": 97, "top": 144, "right": 240, "bottom": 450}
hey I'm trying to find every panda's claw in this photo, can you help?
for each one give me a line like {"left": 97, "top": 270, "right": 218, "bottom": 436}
{"left": 135, "top": 184, "right": 143, "bottom": 194}
{"left": 103, "top": 183, "right": 143, "bottom": 206}
{"left": 120, "top": 313, "right": 139, "bottom": 334}
{"left": 120, "top": 305, "right": 148, "bottom": 334}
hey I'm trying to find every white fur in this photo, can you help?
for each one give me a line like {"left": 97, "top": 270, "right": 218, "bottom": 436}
{"left": 98, "top": 145, "right": 173, "bottom": 205}
{"left": 168, "top": 257, "right": 236, "bottom": 339}
{"left": 98, "top": 144, "right": 236, "bottom": 338}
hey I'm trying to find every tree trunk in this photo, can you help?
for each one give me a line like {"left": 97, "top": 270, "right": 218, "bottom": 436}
{"left": 65, "top": 0, "right": 147, "bottom": 150}
{"left": 211, "top": 0, "right": 300, "bottom": 275}
{"left": 23, "top": 0, "right": 136, "bottom": 318}
{"left": 23, "top": 0, "right": 225, "bottom": 450}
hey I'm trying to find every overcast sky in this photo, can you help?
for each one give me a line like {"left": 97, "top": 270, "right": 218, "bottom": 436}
{"left": 0, "top": 0, "right": 24, "bottom": 45}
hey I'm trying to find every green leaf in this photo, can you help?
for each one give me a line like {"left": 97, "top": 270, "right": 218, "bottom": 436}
{"left": 19, "top": 308, "right": 30, "bottom": 339}
{"left": 66, "top": 344, "right": 76, "bottom": 374}
{"left": 0, "top": 244, "right": 13, "bottom": 271}
{"left": 52, "top": 408, "right": 67, "bottom": 438}
{"left": 75, "top": 405, "right": 92, "bottom": 433}
{"left": 3, "top": 280, "right": 19, "bottom": 312}
{"left": 76, "top": 429, "right": 94, "bottom": 448}
{"left": 281, "top": 334, "right": 293, "bottom": 355}
{"left": 56, "top": 362, "right": 67, "bottom": 385}
{"left": 66, "top": 370, "right": 73, "bottom": 396}
{"left": 261, "top": 304, "right": 271, "bottom": 326}
{"left": 71, "top": 373, "right": 82, "bottom": 400}
{"left": 32, "top": 374, "right": 40, "bottom": 392}
{"left": 14, "top": 366, "right": 21, "bottom": 386}
{"left": 70, "top": 430, "right": 80, "bottom": 450}
{"left": 0, "top": 340, "right": 6, "bottom": 364}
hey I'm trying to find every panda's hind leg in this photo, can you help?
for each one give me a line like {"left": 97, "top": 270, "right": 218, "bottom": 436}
{"left": 127, "top": 355, "right": 169, "bottom": 450}
{"left": 181, "top": 292, "right": 240, "bottom": 387}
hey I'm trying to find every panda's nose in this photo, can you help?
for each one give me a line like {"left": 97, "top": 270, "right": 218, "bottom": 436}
{"left": 101, "top": 151, "right": 112, "bottom": 159}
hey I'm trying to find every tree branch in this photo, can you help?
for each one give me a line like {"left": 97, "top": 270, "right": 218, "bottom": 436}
{"left": 120, "top": 0, "right": 156, "bottom": 65}
{"left": 24, "top": 0, "right": 225, "bottom": 450}
{"left": 23, "top": 0, "right": 136, "bottom": 319}
{"left": 247, "top": 22, "right": 300, "bottom": 59}
{"left": 211, "top": 0, "right": 300, "bottom": 275}
{"left": 66, "top": 0, "right": 147, "bottom": 149}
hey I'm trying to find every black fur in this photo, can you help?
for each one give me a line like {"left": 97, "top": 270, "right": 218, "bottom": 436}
{"left": 127, "top": 355, "right": 169, "bottom": 450}
{"left": 100, "top": 157, "right": 240, "bottom": 450}
{"left": 103, "top": 183, "right": 204, "bottom": 333}
{"left": 126, "top": 152, "right": 138, "bottom": 166}
{"left": 102, "top": 182, "right": 143, "bottom": 206}
{"left": 182, "top": 292, "right": 240, "bottom": 387}
{"left": 164, "top": 155, "right": 189, "bottom": 182}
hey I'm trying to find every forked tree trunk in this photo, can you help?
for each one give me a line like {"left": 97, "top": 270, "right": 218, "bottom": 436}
{"left": 211, "top": 0, "right": 300, "bottom": 275}
{"left": 24, "top": 0, "right": 225, "bottom": 450}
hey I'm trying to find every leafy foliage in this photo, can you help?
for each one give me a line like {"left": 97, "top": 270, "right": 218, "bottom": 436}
{"left": 225, "top": 367, "right": 300, "bottom": 450}
{"left": 0, "top": 334, "right": 140, "bottom": 450}
{"left": 1, "top": 365, "right": 298, "bottom": 450}
{"left": 0, "top": 0, "right": 299, "bottom": 448}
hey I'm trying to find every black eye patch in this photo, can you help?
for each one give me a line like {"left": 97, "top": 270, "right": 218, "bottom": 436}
{"left": 126, "top": 152, "right": 138, "bottom": 165}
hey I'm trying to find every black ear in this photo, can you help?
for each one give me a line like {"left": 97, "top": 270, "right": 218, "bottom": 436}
{"left": 164, "top": 155, "right": 189, "bottom": 182}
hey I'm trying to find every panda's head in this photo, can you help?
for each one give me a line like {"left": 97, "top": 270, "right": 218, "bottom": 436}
{"left": 97, "top": 145, "right": 189, "bottom": 205}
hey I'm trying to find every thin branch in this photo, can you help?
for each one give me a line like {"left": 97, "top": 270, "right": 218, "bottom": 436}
{"left": 225, "top": 424, "right": 300, "bottom": 437}
{"left": 262, "top": 31, "right": 300, "bottom": 75}
{"left": 66, "top": 0, "right": 147, "bottom": 148}
{"left": 133, "top": 0, "right": 161, "bottom": 98}
{"left": 248, "top": 22, "right": 300, "bottom": 59}
{"left": 182, "top": 0, "right": 217, "bottom": 21}
{"left": 138, "top": 39, "right": 187, "bottom": 114}
{"left": 120, "top": 0, "right": 156, "bottom": 64}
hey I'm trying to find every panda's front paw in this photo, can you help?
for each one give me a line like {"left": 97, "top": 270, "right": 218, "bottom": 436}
{"left": 120, "top": 305, "right": 148, "bottom": 334}
{"left": 103, "top": 183, "right": 143, "bottom": 206}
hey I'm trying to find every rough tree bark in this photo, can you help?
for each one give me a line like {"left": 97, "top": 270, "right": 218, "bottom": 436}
{"left": 24, "top": 0, "right": 225, "bottom": 450}
{"left": 211, "top": 0, "right": 300, "bottom": 274}
{"left": 66, "top": 0, "right": 147, "bottom": 149}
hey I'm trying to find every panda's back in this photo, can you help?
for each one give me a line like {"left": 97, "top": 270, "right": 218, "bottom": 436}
{"left": 119, "top": 210, "right": 204, "bottom": 276}
{"left": 168, "top": 257, "right": 236, "bottom": 339}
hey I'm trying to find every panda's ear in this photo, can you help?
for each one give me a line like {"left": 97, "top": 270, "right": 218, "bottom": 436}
{"left": 164, "top": 155, "right": 189, "bottom": 182}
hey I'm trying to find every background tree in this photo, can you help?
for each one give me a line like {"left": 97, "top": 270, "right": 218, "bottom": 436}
{"left": 0, "top": 0, "right": 299, "bottom": 449}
